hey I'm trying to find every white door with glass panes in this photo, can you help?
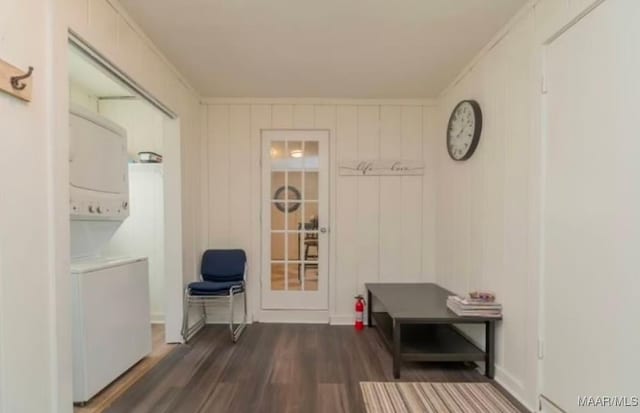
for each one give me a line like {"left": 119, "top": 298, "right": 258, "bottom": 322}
{"left": 261, "top": 130, "right": 329, "bottom": 310}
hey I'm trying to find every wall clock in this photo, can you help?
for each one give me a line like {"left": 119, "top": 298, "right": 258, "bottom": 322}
{"left": 273, "top": 185, "right": 301, "bottom": 213}
{"left": 446, "top": 100, "right": 482, "bottom": 161}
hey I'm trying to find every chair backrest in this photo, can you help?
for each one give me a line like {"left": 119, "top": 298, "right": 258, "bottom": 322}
{"left": 201, "top": 249, "right": 246, "bottom": 282}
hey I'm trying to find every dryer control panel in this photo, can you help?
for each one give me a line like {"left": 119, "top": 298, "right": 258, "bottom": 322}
{"left": 69, "top": 192, "right": 129, "bottom": 220}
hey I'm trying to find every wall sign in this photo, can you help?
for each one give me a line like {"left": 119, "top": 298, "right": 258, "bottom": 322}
{"left": 339, "top": 160, "right": 424, "bottom": 176}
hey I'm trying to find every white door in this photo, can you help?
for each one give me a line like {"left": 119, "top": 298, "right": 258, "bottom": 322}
{"left": 261, "top": 130, "right": 329, "bottom": 310}
{"left": 542, "top": 0, "right": 640, "bottom": 410}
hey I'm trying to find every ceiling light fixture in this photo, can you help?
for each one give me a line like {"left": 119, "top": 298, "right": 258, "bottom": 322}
{"left": 290, "top": 149, "right": 303, "bottom": 158}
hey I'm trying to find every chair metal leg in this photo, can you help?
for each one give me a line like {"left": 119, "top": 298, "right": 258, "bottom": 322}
{"left": 233, "top": 292, "right": 247, "bottom": 342}
{"left": 228, "top": 287, "right": 247, "bottom": 343}
{"left": 182, "top": 289, "right": 207, "bottom": 344}
{"left": 229, "top": 291, "right": 235, "bottom": 341}
{"left": 184, "top": 284, "right": 248, "bottom": 344}
{"left": 243, "top": 290, "right": 248, "bottom": 325}
{"left": 181, "top": 288, "right": 190, "bottom": 342}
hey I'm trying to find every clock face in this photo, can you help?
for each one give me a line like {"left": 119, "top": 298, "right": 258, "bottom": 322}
{"left": 447, "top": 100, "right": 482, "bottom": 161}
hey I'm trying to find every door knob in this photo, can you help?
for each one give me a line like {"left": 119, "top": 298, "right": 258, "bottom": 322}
{"left": 320, "top": 227, "right": 328, "bottom": 233}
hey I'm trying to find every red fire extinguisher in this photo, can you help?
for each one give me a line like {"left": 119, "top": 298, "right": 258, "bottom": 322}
{"left": 355, "top": 295, "right": 366, "bottom": 331}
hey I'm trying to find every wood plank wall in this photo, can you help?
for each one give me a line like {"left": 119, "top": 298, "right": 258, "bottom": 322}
{"left": 202, "top": 103, "right": 438, "bottom": 320}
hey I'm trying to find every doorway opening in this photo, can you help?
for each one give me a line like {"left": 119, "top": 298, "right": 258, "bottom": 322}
{"left": 67, "top": 36, "right": 182, "bottom": 408}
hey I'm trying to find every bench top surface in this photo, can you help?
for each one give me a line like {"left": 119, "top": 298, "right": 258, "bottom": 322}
{"left": 365, "top": 283, "right": 500, "bottom": 322}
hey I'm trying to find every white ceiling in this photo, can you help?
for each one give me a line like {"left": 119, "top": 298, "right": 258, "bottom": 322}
{"left": 120, "top": 0, "right": 526, "bottom": 98}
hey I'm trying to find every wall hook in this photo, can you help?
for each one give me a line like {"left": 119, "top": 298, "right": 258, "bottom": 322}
{"left": 11, "top": 66, "right": 34, "bottom": 91}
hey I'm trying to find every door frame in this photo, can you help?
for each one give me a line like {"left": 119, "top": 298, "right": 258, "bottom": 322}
{"left": 259, "top": 129, "right": 331, "bottom": 315}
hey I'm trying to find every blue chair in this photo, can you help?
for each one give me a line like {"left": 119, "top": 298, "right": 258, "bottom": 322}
{"left": 181, "top": 249, "right": 247, "bottom": 343}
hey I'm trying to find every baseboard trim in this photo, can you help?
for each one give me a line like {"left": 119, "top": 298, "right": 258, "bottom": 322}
{"left": 257, "top": 310, "right": 329, "bottom": 323}
{"left": 329, "top": 314, "right": 354, "bottom": 325}
{"left": 204, "top": 312, "right": 254, "bottom": 324}
{"left": 150, "top": 313, "right": 165, "bottom": 324}
{"left": 540, "top": 395, "right": 567, "bottom": 413}
{"left": 451, "top": 326, "right": 536, "bottom": 412}
{"left": 494, "top": 365, "right": 536, "bottom": 412}
{"left": 329, "top": 313, "right": 372, "bottom": 325}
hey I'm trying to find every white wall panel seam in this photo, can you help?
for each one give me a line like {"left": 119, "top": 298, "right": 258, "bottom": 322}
{"left": 376, "top": 105, "right": 381, "bottom": 283}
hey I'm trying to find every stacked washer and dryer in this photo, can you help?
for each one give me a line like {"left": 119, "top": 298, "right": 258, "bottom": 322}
{"left": 69, "top": 105, "right": 152, "bottom": 404}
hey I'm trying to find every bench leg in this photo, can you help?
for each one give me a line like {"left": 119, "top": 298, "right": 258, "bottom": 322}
{"left": 393, "top": 320, "right": 401, "bottom": 379}
{"left": 485, "top": 321, "right": 495, "bottom": 379}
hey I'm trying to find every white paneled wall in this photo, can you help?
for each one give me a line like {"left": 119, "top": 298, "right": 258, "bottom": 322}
{"left": 99, "top": 99, "right": 164, "bottom": 158}
{"left": 202, "top": 102, "right": 437, "bottom": 321}
{"left": 0, "top": 1, "right": 63, "bottom": 410}
{"left": 437, "top": 7, "right": 539, "bottom": 411}
{"left": 435, "top": 0, "right": 603, "bottom": 409}
{"left": 104, "top": 164, "right": 166, "bottom": 323}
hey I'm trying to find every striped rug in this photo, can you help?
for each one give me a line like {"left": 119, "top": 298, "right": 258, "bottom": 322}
{"left": 360, "top": 382, "right": 520, "bottom": 413}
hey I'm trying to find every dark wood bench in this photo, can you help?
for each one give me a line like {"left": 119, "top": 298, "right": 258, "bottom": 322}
{"left": 366, "top": 283, "right": 499, "bottom": 379}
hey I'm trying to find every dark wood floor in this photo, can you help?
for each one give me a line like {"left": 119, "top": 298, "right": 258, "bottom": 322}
{"left": 106, "top": 324, "right": 526, "bottom": 413}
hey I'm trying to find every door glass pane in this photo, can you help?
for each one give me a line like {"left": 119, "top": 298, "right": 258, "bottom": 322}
{"left": 288, "top": 141, "right": 304, "bottom": 169}
{"left": 271, "top": 233, "right": 285, "bottom": 261}
{"left": 304, "top": 141, "right": 319, "bottom": 168}
{"left": 301, "top": 232, "right": 319, "bottom": 262}
{"left": 287, "top": 171, "right": 302, "bottom": 201}
{"left": 271, "top": 171, "right": 285, "bottom": 200}
{"left": 271, "top": 141, "right": 286, "bottom": 162}
{"left": 287, "top": 204, "right": 302, "bottom": 232}
{"left": 303, "top": 262, "right": 319, "bottom": 291}
{"left": 287, "top": 263, "right": 302, "bottom": 291}
{"left": 304, "top": 202, "right": 319, "bottom": 225}
{"left": 271, "top": 263, "right": 285, "bottom": 290}
{"left": 302, "top": 233, "right": 319, "bottom": 261}
{"left": 287, "top": 231, "right": 300, "bottom": 262}
{"left": 301, "top": 224, "right": 319, "bottom": 291}
{"left": 304, "top": 171, "right": 318, "bottom": 200}
{"left": 271, "top": 203, "right": 285, "bottom": 230}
